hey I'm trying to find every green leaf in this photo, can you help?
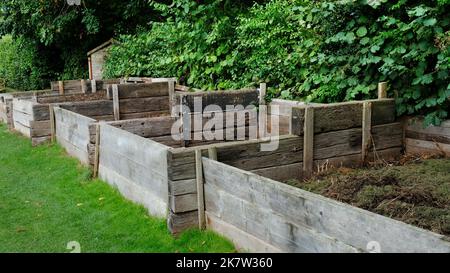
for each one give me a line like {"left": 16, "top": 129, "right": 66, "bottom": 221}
{"left": 356, "top": 26, "right": 368, "bottom": 37}
{"left": 360, "top": 37, "right": 370, "bottom": 45}
{"left": 423, "top": 18, "right": 437, "bottom": 26}
{"left": 370, "top": 45, "right": 380, "bottom": 53}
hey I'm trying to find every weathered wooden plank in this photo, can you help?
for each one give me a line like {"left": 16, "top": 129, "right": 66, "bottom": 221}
{"left": 93, "top": 123, "right": 101, "bottom": 177}
{"left": 169, "top": 193, "right": 198, "bottom": 214}
{"left": 361, "top": 102, "right": 372, "bottom": 163}
{"left": 13, "top": 99, "right": 34, "bottom": 114}
{"left": 251, "top": 162, "right": 303, "bottom": 182}
{"left": 205, "top": 180, "right": 360, "bottom": 253}
{"left": 112, "top": 85, "right": 120, "bottom": 121}
{"left": 119, "top": 96, "right": 170, "bottom": 114}
{"left": 206, "top": 213, "right": 282, "bottom": 253}
{"left": 32, "top": 136, "right": 50, "bottom": 146}
{"left": 36, "top": 92, "right": 106, "bottom": 104}
{"left": 54, "top": 107, "right": 96, "bottom": 162}
{"left": 60, "top": 100, "right": 113, "bottom": 118}
{"left": 168, "top": 136, "right": 302, "bottom": 180}
{"left": 12, "top": 110, "right": 33, "bottom": 127}
{"left": 120, "top": 111, "right": 169, "bottom": 120}
{"left": 303, "top": 107, "right": 314, "bottom": 178}
{"left": 108, "top": 82, "right": 169, "bottom": 99}
{"left": 203, "top": 158, "right": 450, "bottom": 253}
{"left": 30, "top": 120, "right": 51, "bottom": 137}
{"left": 313, "top": 123, "right": 402, "bottom": 160}
{"left": 168, "top": 210, "right": 198, "bottom": 234}
{"left": 196, "top": 149, "right": 206, "bottom": 229}
{"left": 292, "top": 99, "right": 396, "bottom": 135}
{"left": 169, "top": 179, "right": 197, "bottom": 196}
{"left": 98, "top": 164, "right": 168, "bottom": 218}
{"left": 100, "top": 124, "right": 169, "bottom": 178}
{"left": 13, "top": 119, "right": 31, "bottom": 137}
{"left": 180, "top": 89, "right": 259, "bottom": 112}
{"left": 106, "top": 116, "right": 176, "bottom": 138}
{"left": 405, "top": 138, "right": 450, "bottom": 156}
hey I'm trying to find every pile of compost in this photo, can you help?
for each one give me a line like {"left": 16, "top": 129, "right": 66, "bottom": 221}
{"left": 288, "top": 157, "right": 450, "bottom": 236}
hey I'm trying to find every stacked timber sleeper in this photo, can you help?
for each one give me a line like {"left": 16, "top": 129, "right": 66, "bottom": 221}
{"left": 53, "top": 84, "right": 264, "bottom": 234}
{"left": 13, "top": 92, "right": 108, "bottom": 146}
{"left": 405, "top": 117, "right": 450, "bottom": 157}
{"left": 200, "top": 157, "right": 450, "bottom": 253}
{"left": 193, "top": 99, "right": 450, "bottom": 252}
{"left": 53, "top": 82, "right": 177, "bottom": 168}
{"left": 0, "top": 90, "right": 54, "bottom": 129}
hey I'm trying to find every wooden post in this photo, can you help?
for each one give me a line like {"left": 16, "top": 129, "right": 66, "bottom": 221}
{"left": 195, "top": 149, "right": 206, "bottom": 230}
{"left": 303, "top": 107, "right": 314, "bottom": 178}
{"left": 112, "top": 84, "right": 120, "bottom": 121}
{"left": 58, "top": 81, "right": 64, "bottom": 95}
{"left": 168, "top": 80, "right": 177, "bottom": 117}
{"left": 81, "top": 80, "right": 87, "bottom": 94}
{"left": 49, "top": 105, "right": 56, "bottom": 143}
{"left": 93, "top": 123, "right": 101, "bottom": 178}
{"left": 362, "top": 102, "right": 373, "bottom": 165}
{"left": 208, "top": 147, "right": 217, "bottom": 161}
{"left": 91, "top": 80, "right": 97, "bottom": 93}
{"left": 259, "top": 83, "right": 268, "bottom": 138}
{"left": 378, "top": 82, "right": 387, "bottom": 99}
{"left": 181, "top": 95, "right": 191, "bottom": 147}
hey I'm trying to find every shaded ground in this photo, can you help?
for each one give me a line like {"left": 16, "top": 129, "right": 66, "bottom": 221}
{"left": 287, "top": 156, "right": 450, "bottom": 236}
{"left": 0, "top": 124, "right": 235, "bottom": 253}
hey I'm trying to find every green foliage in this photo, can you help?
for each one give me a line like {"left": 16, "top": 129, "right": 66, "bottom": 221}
{"left": 0, "top": 0, "right": 156, "bottom": 89}
{"left": 105, "top": 0, "right": 260, "bottom": 90}
{"left": 0, "top": 36, "right": 48, "bottom": 90}
{"left": 105, "top": 0, "right": 449, "bottom": 125}
{"left": 299, "top": 0, "right": 450, "bottom": 125}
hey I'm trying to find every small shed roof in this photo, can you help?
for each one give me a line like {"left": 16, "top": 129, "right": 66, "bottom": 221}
{"left": 87, "top": 39, "right": 114, "bottom": 56}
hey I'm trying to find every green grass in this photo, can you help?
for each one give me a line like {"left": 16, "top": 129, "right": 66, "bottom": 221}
{"left": 0, "top": 124, "right": 235, "bottom": 253}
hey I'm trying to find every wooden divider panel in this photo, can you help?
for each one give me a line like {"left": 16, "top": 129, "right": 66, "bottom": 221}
{"left": 202, "top": 158, "right": 450, "bottom": 253}
{"left": 54, "top": 107, "right": 97, "bottom": 165}
{"left": 98, "top": 124, "right": 170, "bottom": 218}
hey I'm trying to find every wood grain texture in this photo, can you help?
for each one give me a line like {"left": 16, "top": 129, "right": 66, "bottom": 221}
{"left": 292, "top": 99, "right": 396, "bottom": 135}
{"left": 202, "top": 158, "right": 450, "bottom": 253}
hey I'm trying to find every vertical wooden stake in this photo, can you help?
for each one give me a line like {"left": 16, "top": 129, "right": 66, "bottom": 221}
{"left": 81, "top": 80, "right": 87, "bottom": 94}
{"left": 49, "top": 105, "right": 56, "bottom": 143}
{"left": 362, "top": 102, "right": 373, "bottom": 165}
{"left": 58, "top": 81, "right": 64, "bottom": 95}
{"left": 91, "top": 80, "right": 97, "bottom": 93}
{"left": 93, "top": 123, "right": 101, "bottom": 178}
{"left": 112, "top": 84, "right": 120, "bottom": 121}
{"left": 378, "top": 82, "right": 387, "bottom": 99}
{"left": 195, "top": 150, "right": 206, "bottom": 230}
{"left": 181, "top": 95, "right": 191, "bottom": 147}
{"left": 259, "top": 83, "right": 268, "bottom": 138}
{"left": 303, "top": 107, "right": 314, "bottom": 179}
{"left": 208, "top": 147, "right": 217, "bottom": 161}
{"left": 168, "top": 80, "right": 177, "bottom": 117}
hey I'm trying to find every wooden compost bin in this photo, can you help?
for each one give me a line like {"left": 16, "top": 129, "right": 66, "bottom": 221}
{"left": 0, "top": 90, "right": 53, "bottom": 129}
{"left": 54, "top": 85, "right": 269, "bottom": 233}
{"left": 50, "top": 78, "right": 120, "bottom": 94}
{"left": 200, "top": 158, "right": 450, "bottom": 253}
{"left": 12, "top": 92, "right": 107, "bottom": 145}
{"left": 53, "top": 82, "right": 176, "bottom": 167}
{"left": 195, "top": 99, "right": 450, "bottom": 252}
{"left": 405, "top": 117, "right": 450, "bottom": 157}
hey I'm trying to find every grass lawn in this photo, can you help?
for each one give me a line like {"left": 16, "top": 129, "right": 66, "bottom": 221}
{"left": 0, "top": 124, "right": 235, "bottom": 253}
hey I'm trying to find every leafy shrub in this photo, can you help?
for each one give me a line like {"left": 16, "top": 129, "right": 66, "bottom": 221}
{"left": 0, "top": 36, "right": 48, "bottom": 90}
{"left": 105, "top": 0, "right": 450, "bottom": 125}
